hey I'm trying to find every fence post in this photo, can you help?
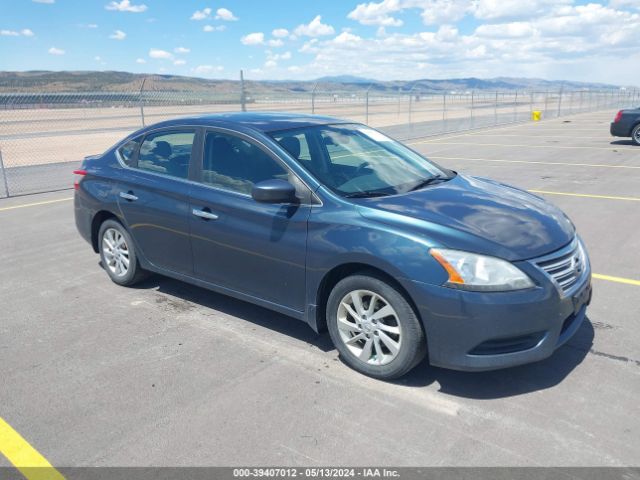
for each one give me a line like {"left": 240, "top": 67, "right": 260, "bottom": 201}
{"left": 0, "top": 147, "right": 10, "bottom": 198}
{"left": 240, "top": 69, "right": 247, "bottom": 112}
{"left": 408, "top": 92, "right": 413, "bottom": 132}
{"left": 543, "top": 91, "right": 549, "bottom": 117}
{"left": 470, "top": 90, "right": 474, "bottom": 126}
{"left": 138, "top": 77, "right": 147, "bottom": 127}
{"left": 557, "top": 87, "right": 563, "bottom": 117}
{"left": 442, "top": 92, "right": 447, "bottom": 122}
{"left": 311, "top": 83, "right": 318, "bottom": 114}
{"left": 513, "top": 90, "right": 518, "bottom": 121}
{"left": 530, "top": 91, "right": 534, "bottom": 120}
{"left": 494, "top": 91, "right": 498, "bottom": 125}
{"left": 365, "top": 84, "right": 372, "bottom": 124}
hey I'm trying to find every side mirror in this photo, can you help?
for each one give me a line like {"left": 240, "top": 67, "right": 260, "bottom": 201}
{"left": 251, "top": 179, "right": 297, "bottom": 204}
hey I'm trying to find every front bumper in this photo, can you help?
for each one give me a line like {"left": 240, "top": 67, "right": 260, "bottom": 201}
{"left": 411, "top": 262, "right": 592, "bottom": 371}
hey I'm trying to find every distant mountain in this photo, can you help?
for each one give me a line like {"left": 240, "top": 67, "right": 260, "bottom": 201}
{"left": 0, "top": 70, "right": 629, "bottom": 94}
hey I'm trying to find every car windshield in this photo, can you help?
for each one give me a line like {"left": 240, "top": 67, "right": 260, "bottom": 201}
{"left": 271, "top": 124, "right": 453, "bottom": 197}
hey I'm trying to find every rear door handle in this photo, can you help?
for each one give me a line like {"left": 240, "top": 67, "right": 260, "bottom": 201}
{"left": 192, "top": 208, "right": 219, "bottom": 220}
{"left": 119, "top": 192, "right": 138, "bottom": 201}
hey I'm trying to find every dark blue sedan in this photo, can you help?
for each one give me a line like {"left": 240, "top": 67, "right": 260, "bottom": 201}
{"left": 74, "top": 112, "right": 592, "bottom": 379}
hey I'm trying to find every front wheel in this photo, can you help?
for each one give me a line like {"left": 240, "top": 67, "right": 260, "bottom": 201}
{"left": 632, "top": 124, "right": 640, "bottom": 146}
{"left": 326, "top": 274, "right": 427, "bottom": 379}
{"left": 98, "top": 219, "right": 148, "bottom": 286}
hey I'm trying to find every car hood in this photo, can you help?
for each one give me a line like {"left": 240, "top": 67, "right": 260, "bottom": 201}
{"left": 357, "top": 174, "right": 575, "bottom": 261}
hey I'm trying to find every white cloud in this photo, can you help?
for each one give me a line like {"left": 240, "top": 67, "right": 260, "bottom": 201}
{"left": 87, "top": 24, "right": 98, "bottom": 28}
{"left": 48, "top": 46, "right": 65, "bottom": 55}
{"left": 173, "top": 59, "right": 186, "bottom": 65}
{"left": 272, "top": 28, "right": 289, "bottom": 38}
{"left": 287, "top": 65, "right": 301, "bottom": 72}
{"left": 241, "top": 32, "right": 264, "bottom": 45}
{"left": 1, "top": 29, "right": 35, "bottom": 37}
{"left": 203, "top": 24, "right": 226, "bottom": 32}
{"left": 193, "top": 64, "right": 224, "bottom": 75}
{"left": 109, "top": 29, "right": 126, "bottom": 40}
{"left": 333, "top": 32, "right": 362, "bottom": 44}
{"left": 284, "top": 0, "right": 640, "bottom": 85}
{"left": 105, "top": 0, "right": 147, "bottom": 13}
{"left": 191, "top": 7, "right": 211, "bottom": 20}
{"left": 267, "top": 38, "right": 284, "bottom": 47}
{"left": 609, "top": 0, "right": 640, "bottom": 8}
{"left": 419, "top": 0, "right": 468, "bottom": 24}
{"left": 347, "top": 0, "right": 403, "bottom": 26}
{"left": 347, "top": 0, "right": 573, "bottom": 26}
{"left": 294, "top": 15, "right": 335, "bottom": 37}
{"left": 174, "top": 46, "right": 190, "bottom": 54}
{"left": 215, "top": 8, "right": 237, "bottom": 21}
{"left": 149, "top": 48, "right": 173, "bottom": 59}
{"left": 32, "top": 0, "right": 54, "bottom": 3}
{"left": 267, "top": 51, "right": 292, "bottom": 62}
{"left": 136, "top": 58, "right": 146, "bottom": 64}
{"left": 264, "top": 59, "right": 277, "bottom": 68}
{"left": 475, "top": 22, "right": 536, "bottom": 38}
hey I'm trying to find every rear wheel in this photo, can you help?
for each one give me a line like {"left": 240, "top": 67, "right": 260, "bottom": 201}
{"left": 632, "top": 124, "right": 640, "bottom": 146}
{"left": 326, "top": 274, "right": 426, "bottom": 379}
{"left": 98, "top": 219, "right": 148, "bottom": 286}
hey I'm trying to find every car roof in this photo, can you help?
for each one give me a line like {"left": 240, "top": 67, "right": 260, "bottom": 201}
{"left": 146, "top": 112, "right": 353, "bottom": 134}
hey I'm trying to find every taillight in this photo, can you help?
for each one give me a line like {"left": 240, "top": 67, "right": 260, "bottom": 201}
{"left": 614, "top": 110, "right": 623, "bottom": 123}
{"left": 73, "top": 169, "right": 87, "bottom": 190}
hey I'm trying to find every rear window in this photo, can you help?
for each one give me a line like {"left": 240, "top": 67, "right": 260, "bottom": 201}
{"left": 117, "top": 138, "right": 140, "bottom": 167}
{"left": 137, "top": 130, "right": 196, "bottom": 180}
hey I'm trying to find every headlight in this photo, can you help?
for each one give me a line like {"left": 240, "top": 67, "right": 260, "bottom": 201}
{"left": 430, "top": 248, "right": 534, "bottom": 292}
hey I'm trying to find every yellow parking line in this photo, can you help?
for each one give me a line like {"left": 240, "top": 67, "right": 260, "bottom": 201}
{"left": 0, "top": 197, "right": 72, "bottom": 212}
{"left": 593, "top": 274, "right": 640, "bottom": 287}
{"left": 528, "top": 190, "right": 640, "bottom": 202}
{"left": 429, "top": 156, "right": 640, "bottom": 170}
{"left": 419, "top": 141, "right": 639, "bottom": 151}
{"left": 0, "top": 417, "right": 65, "bottom": 480}
{"left": 465, "top": 134, "right": 616, "bottom": 139}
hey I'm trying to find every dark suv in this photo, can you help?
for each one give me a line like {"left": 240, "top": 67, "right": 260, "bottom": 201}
{"left": 74, "top": 113, "right": 592, "bottom": 379}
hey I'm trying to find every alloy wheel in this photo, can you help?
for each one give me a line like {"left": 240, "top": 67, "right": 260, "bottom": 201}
{"left": 102, "top": 228, "right": 130, "bottom": 277}
{"left": 336, "top": 289, "right": 402, "bottom": 366}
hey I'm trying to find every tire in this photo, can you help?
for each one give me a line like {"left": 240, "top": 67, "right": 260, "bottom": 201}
{"left": 326, "top": 274, "right": 427, "bottom": 379}
{"left": 98, "top": 219, "right": 149, "bottom": 286}
{"left": 632, "top": 124, "right": 640, "bottom": 146}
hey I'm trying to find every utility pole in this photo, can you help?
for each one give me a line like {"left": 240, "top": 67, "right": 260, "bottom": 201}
{"left": 240, "top": 69, "right": 247, "bottom": 112}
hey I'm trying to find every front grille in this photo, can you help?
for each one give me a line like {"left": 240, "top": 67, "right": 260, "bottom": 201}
{"left": 533, "top": 238, "right": 588, "bottom": 294}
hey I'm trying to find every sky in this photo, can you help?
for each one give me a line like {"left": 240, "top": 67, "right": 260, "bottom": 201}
{"left": 1, "top": 0, "right": 639, "bottom": 84}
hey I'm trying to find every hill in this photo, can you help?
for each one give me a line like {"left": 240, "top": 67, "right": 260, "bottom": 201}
{"left": 0, "top": 70, "right": 627, "bottom": 94}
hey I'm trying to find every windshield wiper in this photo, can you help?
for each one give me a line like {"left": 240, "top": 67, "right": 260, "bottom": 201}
{"left": 408, "top": 175, "right": 448, "bottom": 192}
{"left": 343, "top": 190, "right": 393, "bottom": 198}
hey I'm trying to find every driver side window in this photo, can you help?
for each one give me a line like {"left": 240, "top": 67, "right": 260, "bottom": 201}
{"left": 201, "top": 131, "right": 289, "bottom": 195}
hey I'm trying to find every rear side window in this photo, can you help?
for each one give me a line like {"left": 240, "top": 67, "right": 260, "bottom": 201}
{"left": 117, "top": 138, "right": 140, "bottom": 167}
{"left": 137, "top": 130, "right": 196, "bottom": 179}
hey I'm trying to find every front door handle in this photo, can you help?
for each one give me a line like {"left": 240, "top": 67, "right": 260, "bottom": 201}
{"left": 119, "top": 191, "right": 138, "bottom": 201}
{"left": 192, "top": 208, "right": 219, "bottom": 220}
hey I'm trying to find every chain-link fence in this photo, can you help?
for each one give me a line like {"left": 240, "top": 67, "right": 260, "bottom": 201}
{"left": 0, "top": 84, "right": 638, "bottom": 198}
